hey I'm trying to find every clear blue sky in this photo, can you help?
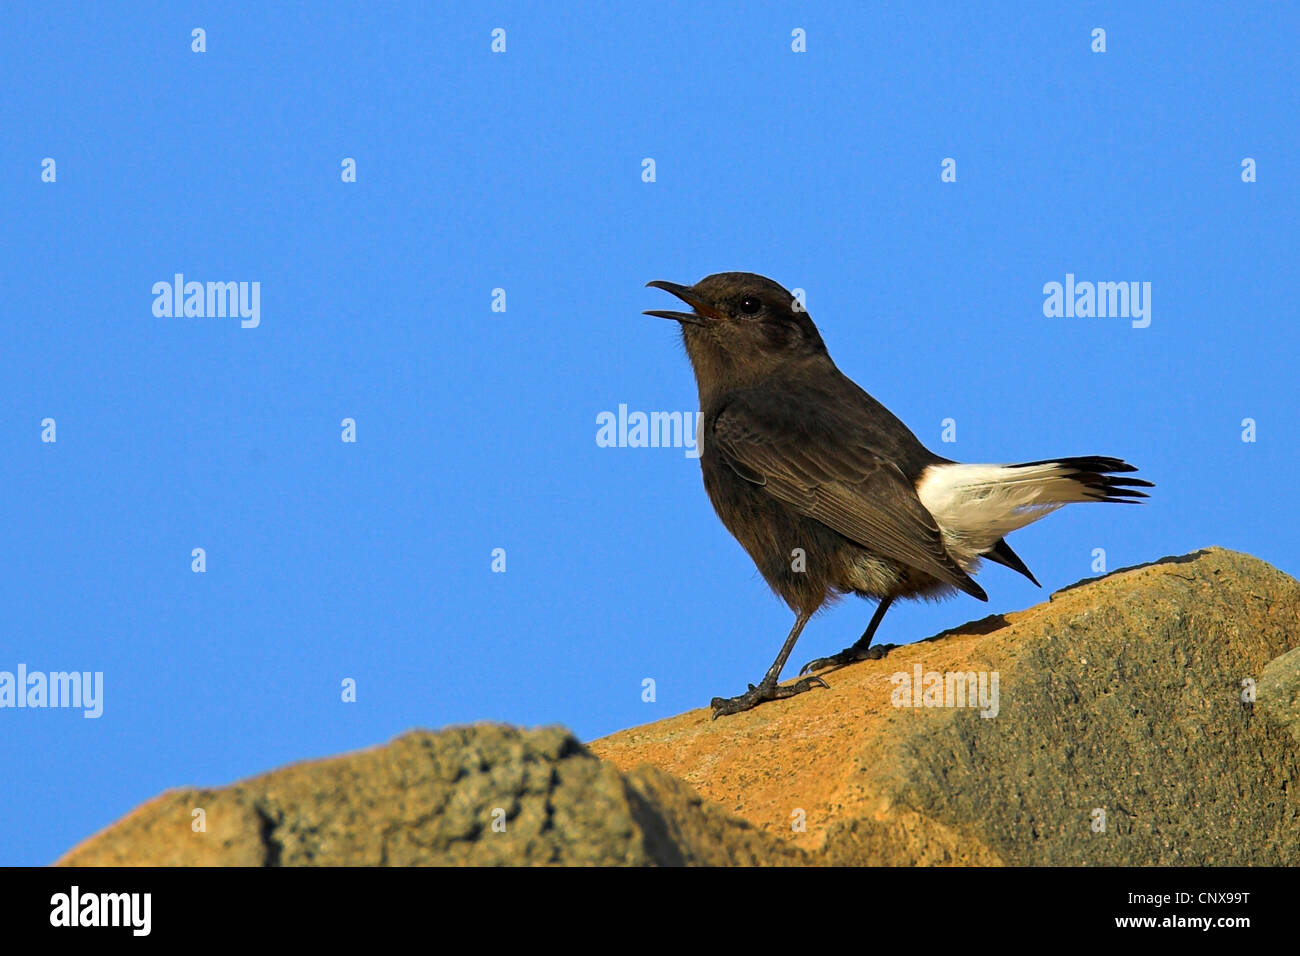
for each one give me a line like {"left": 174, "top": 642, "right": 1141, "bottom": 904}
{"left": 2, "top": 2, "right": 1296, "bottom": 865}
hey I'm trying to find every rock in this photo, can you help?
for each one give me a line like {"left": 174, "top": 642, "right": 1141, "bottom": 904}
{"left": 56, "top": 724, "right": 802, "bottom": 866}
{"left": 1258, "top": 645, "right": 1300, "bottom": 744}
{"left": 58, "top": 548, "right": 1299, "bottom": 866}
{"left": 591, "top": 548, "right": 1300, "bottom": 865}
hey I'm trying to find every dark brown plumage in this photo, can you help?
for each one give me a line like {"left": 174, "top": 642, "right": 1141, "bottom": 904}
{"left": 645, "top": 272, "right": 1151, "bottom": 718}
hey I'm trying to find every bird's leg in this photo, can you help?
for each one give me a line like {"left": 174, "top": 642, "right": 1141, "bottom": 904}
{"left": 799, "top": 595, "right": 896, "bottom": 675}
{"left": 710, "top": 610, "right": 827, "bottom": 719}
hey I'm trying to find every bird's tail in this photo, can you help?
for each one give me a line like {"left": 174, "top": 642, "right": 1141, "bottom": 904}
{"left": 917, "top": 456, "right": 1152, "bottom": 559}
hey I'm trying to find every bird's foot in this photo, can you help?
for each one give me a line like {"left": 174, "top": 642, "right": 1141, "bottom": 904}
{"left": 710, "top": 676, "right": 828, "bottom": 719}
{"left": 798, "top": 642, "right": 897, "bottom": 676}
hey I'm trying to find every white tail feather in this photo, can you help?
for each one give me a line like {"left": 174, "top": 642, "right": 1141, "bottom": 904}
{"left": 916, "top": 463, "right": 1105, "bottom": 567}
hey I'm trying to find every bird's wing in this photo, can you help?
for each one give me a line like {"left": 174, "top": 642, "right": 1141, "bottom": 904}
{"left": 712, "top": 400, "right": 987, "bottom": 600}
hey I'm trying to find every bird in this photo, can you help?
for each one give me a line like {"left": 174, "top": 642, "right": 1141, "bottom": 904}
{"left": 644, "top": 272, "right": 1152, "bottom": 718}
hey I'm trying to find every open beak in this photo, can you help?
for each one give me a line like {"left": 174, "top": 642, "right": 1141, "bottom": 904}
{"left": 643, "top": 280, "right": 718, "bottom": 326}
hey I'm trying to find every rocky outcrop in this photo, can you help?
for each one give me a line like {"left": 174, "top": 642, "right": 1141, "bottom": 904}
{"left": 593, "top": 548, "right": 1300, "bottom": 865}
{"left": 56, "top": 724, "right": 804, "bottom": 866}
{"left": 58, "top": 548, "right": 1300, "bottom": 866}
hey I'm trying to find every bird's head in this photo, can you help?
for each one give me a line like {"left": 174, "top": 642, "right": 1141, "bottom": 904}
{"left": 644, "top": 272, "right": 828, "bottom": 397}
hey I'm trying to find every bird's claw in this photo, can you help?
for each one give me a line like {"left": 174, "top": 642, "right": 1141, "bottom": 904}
{"left": 798, "top": 642, "right": 897, "bottom": 676}
{"left": 710, "top": 675, "right": 828, "bottom": 719}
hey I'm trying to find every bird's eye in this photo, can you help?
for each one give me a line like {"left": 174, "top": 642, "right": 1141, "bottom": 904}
{"left": 738, "top": 296, "right": 762, "bottom": 315}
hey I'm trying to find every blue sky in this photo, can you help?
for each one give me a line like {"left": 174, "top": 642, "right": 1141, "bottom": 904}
{"left": 2, "top": 2, "right": 1296, "bottom": 865}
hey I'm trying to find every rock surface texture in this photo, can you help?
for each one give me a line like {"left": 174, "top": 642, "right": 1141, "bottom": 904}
{"left": 59, "top": 549, "right": 1299, "bottom": 866}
